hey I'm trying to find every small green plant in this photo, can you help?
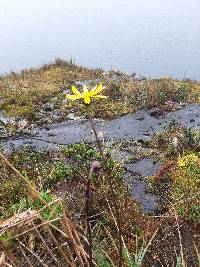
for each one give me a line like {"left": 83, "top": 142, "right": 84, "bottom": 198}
{"left": 158, "top": 89, "right": 168, "bottom": 104}
{"left": 10, "top": 190, "right": 62, "bottom": 220}
{"left": 174, "top": 83, "right": 191, "bottom": 102}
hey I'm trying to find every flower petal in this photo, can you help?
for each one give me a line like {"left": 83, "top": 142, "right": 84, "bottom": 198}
{"left": 66, "top": 94, "right": 80, "bottom": 100}
{"left": 93, "top": 83, "right": 104, "bottom": 95}
{"left": 83, "top": 85, "right": 88, "bottom": 93}
{"left": 90, "top": 85, "right": 97, "bottom": 95}
{"left": 71, "top": 86, "right": 82, "bottom": 97}
{"left": 84, "top": 96, "right": 91, "bottom": 104}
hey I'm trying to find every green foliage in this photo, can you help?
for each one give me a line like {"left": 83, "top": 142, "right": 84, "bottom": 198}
{"left": 61, "top": 143, "right": 100, "bottom": 165}
{"left": 185, "top": 128, "right": 200, "bottom": 149}
{"left": 158, "top": 88, "right": 169, "bottom": 104}
{"left": 0, "top": 59, "right": 102, "bottom": 120}
{"left": 108, "top": 82, "right": 126, "bottom": 99}
{"left": 9, "top": 190, "right": 62, "bottom": 220}
{"left": 96, "top": 252, "right": 113, "bottom": 267}
{"left": 174, "top": 83, "right": 192, "bottom": 102}
{"left": 1, "top": 61, "right": 200, "bottom": 136}
{"left": 0, "top": 143, "right": 125, "bottom": 219}
{"left": 152, "top": 127, "right": 200, "bottom": 155}
{"left": 44, "top": 160, "right": 73, "bottom": 188}
{"left": 55, "top": 161, "right": 72, "bottom": 179}
{"left": 0, "top": 177, "right": 25, "bottom": 217}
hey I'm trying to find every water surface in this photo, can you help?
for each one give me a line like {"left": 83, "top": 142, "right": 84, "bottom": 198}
{"left": 0, "top": 0, "right": 200, "bottom": 79}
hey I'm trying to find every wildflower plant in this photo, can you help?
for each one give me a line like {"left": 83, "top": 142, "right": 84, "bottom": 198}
{"left": 172, "top": 153, "right": 200, "bottom": 222}
{"left": 66, "top": 83, "right": 108, "bottom": 267}
{"left": 176, "top": 153, "right": 200, "bottom": 191}
{"left": 66, "top": 84, "right": 124, "bottom": 267}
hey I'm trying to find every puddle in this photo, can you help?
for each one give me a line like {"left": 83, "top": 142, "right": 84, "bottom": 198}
{"left": 129, "top": 179, "right": 158, "bottom": 213}
{"left": 125, "top": 158, "right": 161, "bottom": 177}
{"left": 125, "top": 158, "right": 162, "bottom": 212}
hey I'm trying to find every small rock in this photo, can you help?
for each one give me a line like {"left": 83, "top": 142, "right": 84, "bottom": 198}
{"left": 44, "top": 126, "right": 51, "bottom": 131}
{"left": 172, "top": 137, "right": 179, "bottom": 148}
{"left": 42, "top": 103, "right": 54, "bottom": 112}
{"left": 0, "top": 113, "right": 15, "bottom": 126}
{"left": 143, "top": 133, "right": 151, "bottom": 136}
{"left": 74, "top": 81, "right": 85, "bottom": 86}
{"left": 0, "top": 126, "right": 7, "bottom": 138}
{"left": 190, "top": 119, "right": 195, "bottom": 123}
{"left": 149, "top": 108, "right": 165, "bottom": 118}
{"left": 135, "top": 115, "right": 145, "bottom": 121}
{"left": 34, "top": 113, "right": 43, "bottom": 120}
{"left": 67, "top": 113, "right": 82, "bottom": 121}
{"left": 62, "top": 89, "right": 69, "bottom": 94}
{"left": 52, "top": 110, "right": 62, "bottom": 120}
{"left": 18, "top": 119, "right": 28, "bottom": 129}
{"left": 63, "top": 99, "right": 68, "bottom": 104}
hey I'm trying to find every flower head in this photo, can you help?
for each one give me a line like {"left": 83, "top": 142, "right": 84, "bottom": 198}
{"left": 66, "top": 84, "right": 107, "bottom": 105}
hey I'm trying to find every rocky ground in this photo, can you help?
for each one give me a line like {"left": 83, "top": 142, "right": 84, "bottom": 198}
{"left": 0, "top": 60, "right": 200, "bottom": 266}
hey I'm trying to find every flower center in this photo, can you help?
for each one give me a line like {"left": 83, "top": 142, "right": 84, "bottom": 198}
{"left": 82, "top": 92, "right": 91, "bottom": 98}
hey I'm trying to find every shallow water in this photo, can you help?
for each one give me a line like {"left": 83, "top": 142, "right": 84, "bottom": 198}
{"left": 0, "top": 0, "right": 200, "bottom": 79}
{"left": 125, "top": 158, "right": 162, "bottom": 212}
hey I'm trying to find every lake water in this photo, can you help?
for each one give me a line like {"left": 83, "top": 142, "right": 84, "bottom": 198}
{"left": 0, "top": 0, "right": 200, "bottom": 80}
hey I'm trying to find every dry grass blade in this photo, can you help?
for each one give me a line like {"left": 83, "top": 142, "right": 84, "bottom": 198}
{"left": 5, "top": 217, "right": 60, "bottom": 241}
{"left": 18, "top": 241, "right": 33, "bottom": 267}
{"left": 49, "top": 222, "right": 90, "bottom": 266}
{"left": 0, "top": 252, "right": 5, "bottom": 266}
{"left": 0, "top": 199, "right": 61, "bottom": 233}
{"left": 45, "top": 225, "right": 76, "bottom": 267}
{"left": 0, "top": 240, "right": 21, "bottom": 267}
{"left": 172, "top": 205, "right": 186, "bottom": 267}
{"left": 18, "top": 240, "right": 48, "bottom": 267}
{"left": 0, "top": 152, "right": 91, "bottom": 266}
{"left": 31, "top": 220, "right": 59, "bottom": 266}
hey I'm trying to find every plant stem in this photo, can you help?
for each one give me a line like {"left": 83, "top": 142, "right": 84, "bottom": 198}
{"left": 85, "top": 160, "right": 96, "bottom": 267}
{"left": 86, "top": 106, "right": 104, "bottom": 160}
{"left": 86, "top": 106, "right": 122, "bottom": 266}
{"left": 85, "top": 176, "right": 93, "bottom": 267}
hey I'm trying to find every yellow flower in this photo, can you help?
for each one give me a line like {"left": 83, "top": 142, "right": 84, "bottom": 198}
{"left": 66, "top": 84, "right": 107, "bottom": 104}
{"left": 178, "top": 153, "right": 199, "bottom": 168}
{"left": 178, "top": 158, "right": 185, "bottom": 167}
